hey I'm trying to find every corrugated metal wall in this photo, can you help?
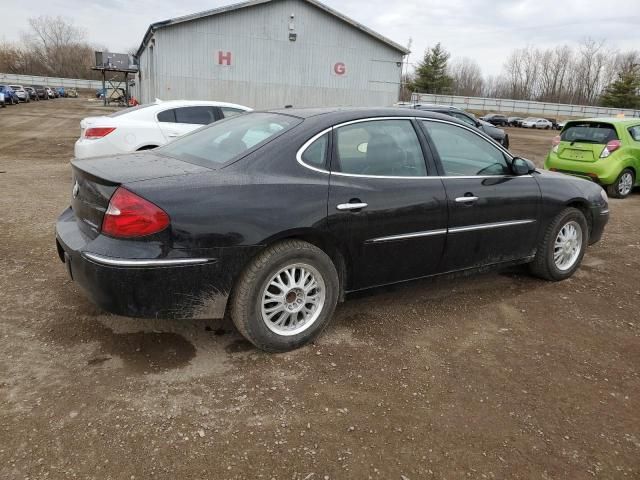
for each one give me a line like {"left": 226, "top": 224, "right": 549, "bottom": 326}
{"left": 134, "top": 0, "right": 404, "bottom": 108}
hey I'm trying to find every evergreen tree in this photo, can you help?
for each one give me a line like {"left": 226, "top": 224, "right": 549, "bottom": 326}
{"left": 601, "top": 69, "right": 640, "bottom": 109}
{"left": 412, "top": 43, "right": 453, "bottom": 94}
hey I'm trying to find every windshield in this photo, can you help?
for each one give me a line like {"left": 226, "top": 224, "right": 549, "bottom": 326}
{"left": 561, "top": 122, "right": 618, "bottom": 145}
{"left": 158, "top": 112, "right": 301, "bottom": 167}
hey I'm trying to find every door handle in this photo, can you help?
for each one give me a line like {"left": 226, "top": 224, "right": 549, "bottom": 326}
{"left": 455, "top": 196, "right": 479, "bottom": 204}
{"left": 337, "top": 202, "right": 368, "bottom": 211}
{"left": 167, "top": 133, "right": 180, "bottom": 138}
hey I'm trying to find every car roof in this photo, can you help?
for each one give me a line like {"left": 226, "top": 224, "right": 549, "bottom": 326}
{"left": 265, "top": 107, "right": 473, "bottom": 126}
{"left": 575, "top": 117, "right": 640, "bottom": 126}
{"left": 151, "top": 99, "right": 252, "bottom": 110}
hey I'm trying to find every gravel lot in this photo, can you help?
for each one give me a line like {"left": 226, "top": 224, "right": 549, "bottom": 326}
{"left": 1, "top": 99, "right": 639, "bottom": 479}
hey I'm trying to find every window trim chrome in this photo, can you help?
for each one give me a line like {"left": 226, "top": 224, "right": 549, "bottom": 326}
{"left": 295, "top": 116, "right": 521, "bottom": 180}
{"left": 82, "top": 252, "right": 214, "bottom": 267}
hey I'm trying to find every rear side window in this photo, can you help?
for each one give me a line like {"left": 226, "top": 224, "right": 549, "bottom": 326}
{"left": 628, "top": 126, "right": 640, "bottom": 142}
{"left": 175, "top": 106, "right": 217, "bottom": 125}
{"left": 221, "top": 107, "right": 245, "bottom": 118}
{"left": 561, "top": 122, "right": 618, "bottom": 144}
{"left": 157, "top": 109, "right": 176, "bottom": 123}
{"left": 333, "top": 120, "right": 427, "bottom": 177}
{"left": 301, "top": 133, "right": 329, "bottom": 169}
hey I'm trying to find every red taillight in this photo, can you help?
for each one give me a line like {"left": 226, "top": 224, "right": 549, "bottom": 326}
{"left": 551, "top": 135, "right": 561, "bottom": 153}
{"left": 101, "top": 187, "right": 170, "bottom": 238}
{"left": 84, "top": 127, "right": 116, "bottom": 139}
{"left": 600, "top": 140, "right": 621, "bottom": 158}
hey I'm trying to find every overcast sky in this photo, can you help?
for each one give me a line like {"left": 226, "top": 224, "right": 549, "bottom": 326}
{"left": 2, "top": 0, "right": 639, "bottom": 76}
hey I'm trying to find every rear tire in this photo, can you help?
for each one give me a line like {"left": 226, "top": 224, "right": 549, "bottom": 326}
{"left": 529, "top": 207, "right": 589, "bottom": 281}
{"left": 230, "top": 240, "right": 339, "bottom": 352}
{"left": 606, "top": 169, "right": 635, "bottom": 199}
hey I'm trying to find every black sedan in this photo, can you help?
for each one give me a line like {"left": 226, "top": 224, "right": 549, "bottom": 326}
{"left": 55, "top": 108, "right": 609, "bottom": 352}
{"left": 481, "top": 114, "right": 509, "bottom": 127}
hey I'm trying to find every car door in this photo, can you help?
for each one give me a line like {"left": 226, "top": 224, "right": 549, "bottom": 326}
{"left": 326, "top": 118, "right": 448, "bottom": 289}
{"left": 157, "top": 106, "right": 220, "bottom": 141}
{"left": 419, "top": 119, "right": 541, "bottom": 272}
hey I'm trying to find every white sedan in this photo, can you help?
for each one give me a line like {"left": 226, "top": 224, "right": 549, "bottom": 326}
{"left": 521, "top": 118, "right": 553, "bottom": 129}
{"left": 74, "top": 100, "right": 252, "bottom": 159}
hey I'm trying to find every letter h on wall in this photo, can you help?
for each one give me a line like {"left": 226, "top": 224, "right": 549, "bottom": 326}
{"left": 218, "top": 51, "right": 232, "bottom": 66}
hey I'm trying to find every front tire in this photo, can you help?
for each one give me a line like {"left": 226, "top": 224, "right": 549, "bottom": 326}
{"left": 606, "top": 169, "right": 635, "bottom": 199}
{"left": 529, "top": 207, "right": 589, "bottom": 281}
{"left": 230, "top": 240, "right": 339, "bottom": 352}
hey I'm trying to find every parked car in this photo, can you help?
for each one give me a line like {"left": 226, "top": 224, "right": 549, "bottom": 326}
{"left": 522, "top": 118, "right": 553, "bottom": 129}
{"left": 67, "top": 88, "right": 78, "bottom": 98}
{"left": 24, "top": 86, "right": 39, "bottom": 101}
{"left": 0, "top": 90, "right": 5, "bottom": 108}
{"left": 0, "top": 85, "right": 19, "bottom": 105}
{"left": 545, "top": 118, "right": 559, "bottom": 130}
{"left": 74, "top": 100, "right": 252, "bottom": 159}
{"left": 45, "top": 87, "right": 56, "bottom": 99}
{"left": 57, "top": 87, "right": 66, "bottom": 97}
{"left": 56, "top": 108, "right": 609, "bottom": 352}
{"left": 546, "top": 117, "right": 640, "bottom": 198}
{"left": 9, "top": 85, "right": 30, "bottom": 103}
{"left": 508, "top": 117, "right": 524, "bottom": 127}
{"left": 401, "top": 104, "right": 509, "bottom": 148}
{"left": 556, "top": 120, "right": 567, "bottom": 131}
{"left": 32, "top": 85, "right": 48, "bottom": 100}
{"left": 480, "top": 113, "right": 509, "bottom": 127}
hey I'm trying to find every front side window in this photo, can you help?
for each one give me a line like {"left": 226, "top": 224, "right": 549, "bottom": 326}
{"left": 421, "top": 121, "right": 510, "bottom": 176}
{"left": 628, "top": 125, "right": 640, "bottom": 142}
{"left": 451, "top": 112, "right": 477, "bottom": 127}
{"left": 174, "top": 106, "right": 216, "bottom": 125}
{"left": 158, "top": 112, "right": 301, "bottom": 167}
{"left": 333, "top": 119, "right": 426, "bottom": 177}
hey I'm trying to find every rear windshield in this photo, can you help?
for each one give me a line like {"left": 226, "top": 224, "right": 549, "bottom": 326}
{"left": 561, "top": 122, "right": 618, "bottom": 144}
{"left": 158, "top": 112, "right": 301, "bottom": 167}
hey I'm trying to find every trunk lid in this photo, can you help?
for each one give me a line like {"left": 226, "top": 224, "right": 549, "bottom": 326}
{"left": 71, "top": 152, "right": 210, "bottom": 238}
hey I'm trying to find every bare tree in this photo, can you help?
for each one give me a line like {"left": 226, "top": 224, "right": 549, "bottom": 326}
{"left": 449, "top": 58, "right": 484, "bottom": 96}
{"left": 21, "top": 16, "right": 96, "bottom": 78}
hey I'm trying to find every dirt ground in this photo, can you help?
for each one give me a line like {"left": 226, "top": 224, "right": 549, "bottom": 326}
{"left": 1, "top": 99, "right": 639, "bottom": 480}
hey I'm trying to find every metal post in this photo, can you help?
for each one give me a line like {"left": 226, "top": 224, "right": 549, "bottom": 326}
{"left": 102, "top": 71, "right": 106, "bottom": 107}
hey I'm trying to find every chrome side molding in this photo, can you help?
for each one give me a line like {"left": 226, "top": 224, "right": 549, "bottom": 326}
{"left": 81, "top": 252, "right": 214, "bottom": 267}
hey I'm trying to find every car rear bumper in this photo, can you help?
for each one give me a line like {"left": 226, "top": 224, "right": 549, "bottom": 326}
{"left": 55, "top": 207, "right": 251, "bottom": 319}
{"left": 545, "top": 155, "right": 620, "bottom": 185}
{"left": 74, "top": 139, "right": 124, "bottom": 159}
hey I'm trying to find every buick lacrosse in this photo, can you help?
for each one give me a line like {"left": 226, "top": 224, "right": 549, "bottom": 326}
{"left": 56, "top": 108, "right": 609, "bottom": 352}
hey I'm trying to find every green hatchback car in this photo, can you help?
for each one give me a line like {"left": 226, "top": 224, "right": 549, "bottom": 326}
{"left": 545, "top": 118, "right": 640, "bottom": 198}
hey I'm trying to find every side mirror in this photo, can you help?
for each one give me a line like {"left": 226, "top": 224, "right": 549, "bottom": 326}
{"left": 511, "top": 157, "right": 536, "bottom": 175}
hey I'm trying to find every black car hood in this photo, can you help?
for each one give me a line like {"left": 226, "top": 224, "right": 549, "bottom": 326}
{"left": 72, "top": 152, "right": 210, "bottom": 184}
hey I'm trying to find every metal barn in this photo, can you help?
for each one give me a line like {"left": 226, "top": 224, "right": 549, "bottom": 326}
{"left": 133, "top": 0, "right": 409, "bottom": 108}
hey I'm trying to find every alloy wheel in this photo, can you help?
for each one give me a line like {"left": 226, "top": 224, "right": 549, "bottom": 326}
{"left": 618, "top": 172, "right": 634, "bottom": 196}
{"left": 260, "top": 263, "right": 326, "bottom": 336}
{"left": 553, "top": 221, "right": 583, "bottom": 271}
